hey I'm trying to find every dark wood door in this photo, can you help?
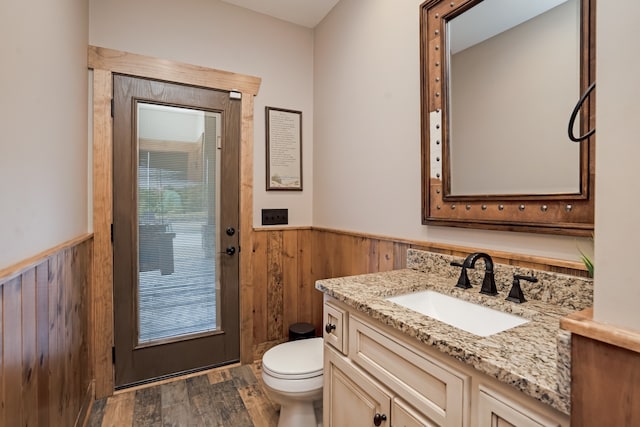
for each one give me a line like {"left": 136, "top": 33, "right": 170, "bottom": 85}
{"left": 112, "top": 74, "right": 240, "bottom": 388}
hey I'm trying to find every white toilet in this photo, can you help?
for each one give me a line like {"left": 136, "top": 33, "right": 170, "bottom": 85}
{"left": 261, "top": 337, "right": 324, "bottom": 427}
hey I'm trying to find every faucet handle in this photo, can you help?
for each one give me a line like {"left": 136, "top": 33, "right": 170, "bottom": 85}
{"left": 506, "top": 274, "right": 538, "bottom": 303}
{"left": 450, "top": 261, "right": 472, "bottom": 289}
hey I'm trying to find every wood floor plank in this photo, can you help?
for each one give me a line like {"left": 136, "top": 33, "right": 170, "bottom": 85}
{"left": 161, "top": 380, "right": 193, "bottom": 426}
{"left": 133, "top": 386, "right": 162, "bottom": 426}
{"left": 161, "top": 402, "right": 193, "bottom": 427}
{"left": 229, "top": 364, "right": 257, "bottom": 388}
{"left": 101, "top": 392, "right": 135, "bottom": 426}
{"left": 186, "top": 375, "right": 212, "bottom": 398}
{"left": 89, "top": 363, "right": 279, "bottom": 426}
{"left": 160, "top": 379, "right": 189, "bottom": 407}
{"left": 86, "top": 398, "right": 107, "bottom": 427}
{"left": 210, "top": 380, "right": 253, "bottom": 426}
{"left": 237, "top": 384, "right": 279, "bottom": 427}
{"left": 208, "top": 368, "right": 233, "bottom": 385}
{"left": 247, "top": 362, "right": 279, "bottom": 424}
{"left": 187, "top": 376, "right": 220, "bottom": 426}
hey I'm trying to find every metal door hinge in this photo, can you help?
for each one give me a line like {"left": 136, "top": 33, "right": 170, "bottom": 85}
{"left": 112, "top": 346, "right": 115, "bottom": 364}
{"left": 111, "top": 224, "right": 114, "bottom": 242}
{"left": 110, "top": 99, "right": 114, "bottom": 117}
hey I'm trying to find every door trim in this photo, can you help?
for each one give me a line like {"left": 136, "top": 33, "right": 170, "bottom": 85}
{"left": 89, "top": 46, "right": 261, "bottom": 398}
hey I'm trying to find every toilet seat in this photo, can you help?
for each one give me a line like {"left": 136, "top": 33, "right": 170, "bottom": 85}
{"left": 262, "top": 337, "right": 323, "bottom": 380}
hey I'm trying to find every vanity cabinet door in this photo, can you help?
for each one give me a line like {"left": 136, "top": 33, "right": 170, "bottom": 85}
{"left": 477, "top": 386, "right": 560, "bottom": 427}
{"left": 349, "top": 315, "right": 468, "bottom": 426}
{"left": 393, "top": 398, "right": 439, "bottom": 427}
{"left": 325, "top": 346, "right": 392, "bottom": 427}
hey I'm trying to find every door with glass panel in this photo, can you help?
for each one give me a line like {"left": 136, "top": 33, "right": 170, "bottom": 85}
{"left": 112, "top": 74, "right": 240, "bottom": 388}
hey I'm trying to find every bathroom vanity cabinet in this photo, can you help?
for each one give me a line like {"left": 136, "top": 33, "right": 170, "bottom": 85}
{"left": 323, "top": 297, "right": 569, "bottom": 427}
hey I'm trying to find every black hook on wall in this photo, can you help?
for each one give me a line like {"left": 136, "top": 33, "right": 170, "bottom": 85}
{"left": 568, "top": 82, "right": 596, "bottom": 142}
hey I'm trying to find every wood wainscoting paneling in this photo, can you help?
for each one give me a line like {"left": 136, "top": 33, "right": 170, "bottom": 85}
{"left": 0, "top": 235, "right": 93, "bottom": 427}
{"left": 251, "top": 228, "right": 315, "bottom": 360}
{"left": 569, "top": 334, "right": 640, "bottom": 426}
{"left": 561, "top": 308, "right": 640, "bottom": 426}
{"left": 251, "top": 227, "right": 588, "bottom": 359}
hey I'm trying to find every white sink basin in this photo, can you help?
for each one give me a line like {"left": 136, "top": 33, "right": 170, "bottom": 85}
{"left": 385, "top": 290, "right": 529, "bottom": 337}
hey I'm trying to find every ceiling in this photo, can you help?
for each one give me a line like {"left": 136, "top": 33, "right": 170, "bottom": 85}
{"left": 450, "top": 0, "right": 568, "bottom": 53}
{"left": 220, "top": 0, "right": 340, "bottom": 28}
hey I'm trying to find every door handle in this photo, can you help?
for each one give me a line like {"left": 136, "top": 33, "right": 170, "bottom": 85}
{"left": 373, "top": 413, "right": 387, "bottom": 426}
{"left": 225, "top": 246, "right": 236, "bottom": 256}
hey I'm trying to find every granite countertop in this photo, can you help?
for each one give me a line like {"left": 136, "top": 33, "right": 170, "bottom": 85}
{"left": 315, "top": 255, "right": 590, "bottom": 416}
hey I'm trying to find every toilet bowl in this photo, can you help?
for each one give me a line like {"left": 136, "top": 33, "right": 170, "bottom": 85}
{"left": 262, "top": 337, "right": 323, "bottom": 427}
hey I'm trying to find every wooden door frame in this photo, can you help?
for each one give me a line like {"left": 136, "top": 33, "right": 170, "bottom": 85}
{"left": 89, "top": 46, "right": 261, "bottom": 398}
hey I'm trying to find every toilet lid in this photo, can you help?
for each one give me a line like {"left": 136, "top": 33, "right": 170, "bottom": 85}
{"left": 262, "top": 337, "right": 323, "bottom": 380}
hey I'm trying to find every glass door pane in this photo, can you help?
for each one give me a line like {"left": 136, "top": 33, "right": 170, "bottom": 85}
{"left": 136, "top": 103, "right": 221, "bottom": 344}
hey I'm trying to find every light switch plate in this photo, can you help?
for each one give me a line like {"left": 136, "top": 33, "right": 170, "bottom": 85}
{"left": 261, "top": 208, "right": 288, "bottom": 225}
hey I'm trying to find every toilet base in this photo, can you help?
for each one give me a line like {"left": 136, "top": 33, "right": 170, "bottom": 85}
{"left": 263, "top": 381, "right": 322, "bottom": 427}
{"left": 278, "top": 400, "right": 318, "bottom": 427}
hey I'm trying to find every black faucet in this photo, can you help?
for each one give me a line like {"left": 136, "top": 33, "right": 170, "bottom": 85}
{"left": 449, "top": 261, "right": 472, "bottom": 289}
{"left": 506, "top": 274, "right": 538, "bottom": 303}
{"left": 463, "top": 252, "right": 497, "bottom": 296}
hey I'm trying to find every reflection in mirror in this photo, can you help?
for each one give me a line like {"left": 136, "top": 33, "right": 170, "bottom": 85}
{"left": 420, "top": 0, "right": 595, "bottom": 235}
{"left": 447, "top": 0, "right": 580, "bottom": 196}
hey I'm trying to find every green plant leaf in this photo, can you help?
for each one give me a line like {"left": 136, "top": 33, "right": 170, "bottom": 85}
{"left": 578, "top": 248, "right": 594, "bottom": 277}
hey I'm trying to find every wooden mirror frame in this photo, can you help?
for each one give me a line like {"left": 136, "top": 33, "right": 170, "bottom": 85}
{"left": 420, "top": 0, "right": 595, "bottom": 236}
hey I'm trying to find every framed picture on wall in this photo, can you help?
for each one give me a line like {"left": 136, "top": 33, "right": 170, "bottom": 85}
{"left": 266, "top": 106, "right": 302, "bottom": 191}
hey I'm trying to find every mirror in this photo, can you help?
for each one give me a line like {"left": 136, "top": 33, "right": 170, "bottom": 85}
{"left": 420, "top": 0, "right": 595, "bottom": 235}
{"left": 449, "top": 0, "right": 580, "bottom": 196}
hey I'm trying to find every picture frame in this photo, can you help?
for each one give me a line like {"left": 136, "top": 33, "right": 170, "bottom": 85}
{"left": 266, "top": 106, "right": 302, "bottom": 191}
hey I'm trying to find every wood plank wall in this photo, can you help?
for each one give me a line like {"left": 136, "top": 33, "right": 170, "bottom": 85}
{"left": 561, "top": 308, "right": 640, "bottom": 426}
{"left": 0, "top": 235, "right": 93, "bottom": 427}
{"left": 250, "top": 227, "right": 588, "bottom": 359}
{"left": 571, "top": 335, "right": 640, "bottom": 426}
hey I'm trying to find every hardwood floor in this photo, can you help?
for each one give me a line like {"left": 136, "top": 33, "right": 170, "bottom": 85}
{"left": 86, "top": 363, "right": 280, "bottom": 426}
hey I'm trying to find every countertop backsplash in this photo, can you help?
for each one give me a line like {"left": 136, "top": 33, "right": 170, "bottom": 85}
{"left": 406, "top": 249, "right": 593, "bottom": 311}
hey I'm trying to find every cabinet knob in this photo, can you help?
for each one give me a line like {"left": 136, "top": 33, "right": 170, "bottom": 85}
{"left": 373, "top": 413, "right": 387, "bottom": 426}
{"left": 325, "top": 323, "right": 336, "bottom": 334}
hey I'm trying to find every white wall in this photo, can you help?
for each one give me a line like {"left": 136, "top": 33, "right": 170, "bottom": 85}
{"left": 0, "top": 0, "right": 89, "bottom": 270}
{"left": 89, "top": 0, "right": 314, "bottom": 229}
{"left": 313, "top": 0, "right": 592, "bottom": 261}
{"left": 593, "top": 1, "right": 640, "bottom": 331}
